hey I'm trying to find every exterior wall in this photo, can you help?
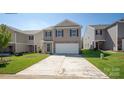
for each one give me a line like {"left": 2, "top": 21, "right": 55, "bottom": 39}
{"left": 118, "top": 23, "right": 124, "bottom": 50}
{"left": 6, "top": 23, "right": 81, "bottom": 53}
{"left": 27, "top": 35, "right": 34, "bottom": 45}
{"left": 122, "top": 39, "right": 124, "bottom": 51}
{"left": 7, "top": 27, "right": 31, "bottom": 53}
{"left": 95, "top": 29, "right": 106, "bottom": 41}
{"left": 15, "top": 44, "right": 28, "bottom": 53}
{"left": 7, "top": 27, "right": 16, "bottom": 43}
{"left": 52, "top": 26, "right": 81, "bottom": 53}
{"left": 34, "top": 31, "right": 43, "bottom": 52}
{"left": 118, "top": 23, "right": 124, "bottom": 38}
{"left": 42, "top": 42, "right": 53, "bottom": 53}
{"left": 105, "top": 24, "right": 118, "bottom": 51}
{"left": 43, "top": 30, "right": 53, "bottom": 41}
{"left": 16, "top": 32, "right": 28, "bottom": 43}
{"left": 53, "top": 27, "right": 81, "bottom": 43}
{"left": 83, "top": 26, "right": 95, "bottom": 49}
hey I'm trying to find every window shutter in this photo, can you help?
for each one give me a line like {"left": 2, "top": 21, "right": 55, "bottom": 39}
{"left": 62, "top": 30, "right": 63, "bottom": 37}
{"left": 32, "top": 36, "right": 34, "bottom": 40}
{"left": 95, "top": 30, "right": 97, "bottom": 35}
{"left": 70, "top": 29, "right": 72, "bottom": 37}
{"left": 50, "top": 32, "right": 52, "bottom": 36}
{"left": 100, "top": 30, "right": 102, "bottom": 35}
{"left": 45, "top": 32, "right": 47, "bottom": 37}
{"left": 56, "top": 30, "right": 57, "bottom": 37}
{"left": 77, "top": 29, "right": 79, "bottom": 36}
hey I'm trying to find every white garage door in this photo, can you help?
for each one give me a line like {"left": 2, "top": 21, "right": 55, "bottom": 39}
{"left": 55, "top": 43, "right": 79, "bottom": 54}
{"left": 122, "top": 39, "right": 124, "bottom": 51}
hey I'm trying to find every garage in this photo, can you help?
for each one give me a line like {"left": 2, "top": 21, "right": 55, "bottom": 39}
{"left": 122, "top": 39, "right": 124, "bottom": 51}
{"left": 55, "top": 43, "right": 79, "bottom": 54}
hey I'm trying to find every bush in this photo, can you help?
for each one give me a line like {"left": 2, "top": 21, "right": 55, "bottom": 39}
{"left": 15, "top": 53, "right": 23, "bottom": 56}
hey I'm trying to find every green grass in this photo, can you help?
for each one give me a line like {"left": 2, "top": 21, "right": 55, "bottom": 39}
{"left": 0, "top": 53, "right": 49, "bottom": 74}
{"left": 81, "top": 49, "right": 124, "bottom": 79}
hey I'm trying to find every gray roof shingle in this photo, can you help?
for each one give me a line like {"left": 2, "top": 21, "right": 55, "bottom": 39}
{"left": 6, "top": 25, "right": 41, "bottom": 35}
{"left": 22, "top": 30, "right": 42, "bottom": 35}
{"left": 90, "top": 24, "right": 109, "bottom": 29}
{"left": 55, "top": 19, "right": 80, "bottom": 27}
{"left": 7, "top": 26, "right": 26, "bottom": 34}
{"left": 42, "top": 26, "right": 54, "bottom": 30}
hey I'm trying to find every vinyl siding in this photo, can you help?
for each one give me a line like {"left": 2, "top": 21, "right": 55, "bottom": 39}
{"left": 95, "top": 29, "right": 106, "bottom": 41}
{"left": 53, "top": 26, "right": 81, "bottom": 50}
{"left": 105, "top": 24, "right": 118, "bottom": 51}
{"left": 118, "top": 23, "right": 124, "bottom": 38}
{"left": 83, "top": 26, "right": 95, "bottom": 49}
{"left": 16, "top": 32, "right": 28, "bottom": 43}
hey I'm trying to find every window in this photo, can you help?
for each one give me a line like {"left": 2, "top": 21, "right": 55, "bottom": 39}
{"left": 47, "top": 43, "right": 51, "bottom": 52}
{"left": 70, "top": 29, "right": 78, "bottom": 37}
{"left": 100, "top": 30, "right": 102, "bottom": 35}
{"left": 29, "top": 35, "right": 34, "bottom": 40}
{"left": 45, "top": 31, "right": 52, "bottom": 37}
{"left": 56, "top": 29, "right": 63, "bottom": 37}
{"left": 95, "top": 29, "right": 102, "bottom": 35}
{"left": 95, "top": 30, "right": 98, "bottom": 35}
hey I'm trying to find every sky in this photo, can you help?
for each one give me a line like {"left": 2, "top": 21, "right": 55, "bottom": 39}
{"left": 0, "top": 13, "right": 124, "bottom": 36}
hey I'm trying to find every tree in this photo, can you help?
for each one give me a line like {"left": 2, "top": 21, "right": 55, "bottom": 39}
{"left": 0, "top": 24, "right": 11, "bottom": 61}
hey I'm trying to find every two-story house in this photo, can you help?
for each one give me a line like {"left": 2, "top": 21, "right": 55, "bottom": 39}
{"left": 83, "top": 19, "right": 124, "bottom": 51}
{"left": 4, "top": 26, "right": 41, "bottom": 53}
{"left": 83, "top": 25, "right": 109, "bottom": 50}
{"left": 4, "top": 19, "right": 82, "bottom": 54}
{"left": 41, "top": 19, "right": 82, "bottom": 54}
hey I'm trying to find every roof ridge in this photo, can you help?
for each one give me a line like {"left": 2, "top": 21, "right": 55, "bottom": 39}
{"left": 55, "top": 19, "right": 80, "bottom": 27}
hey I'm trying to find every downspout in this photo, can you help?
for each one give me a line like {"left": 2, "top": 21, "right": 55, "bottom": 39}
{"left": 94, "top": 28, "right": 96, "bottom": 49}
{"left": 14, "top": 32, "right": 17, "bottom": 53}
{"left": 116, "top": 24, "right": 118, "bottom": 51}
{"left": 33, "top": 35, "right": 35, "bottom": 52}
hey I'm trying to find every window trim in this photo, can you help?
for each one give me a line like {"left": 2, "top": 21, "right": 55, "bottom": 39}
{"left": 45, "top": 31, "right": 52, "bottom": 37}
{"left": 95, "top": 29, "right": 102, "bottom": 35}
{"left": 56, "top": 29, "right": 63, "bottom": 37}
{"left": 70, "top": 29, "right": 78, "bottom": 37}
{"left": 29, "top": 35, "right": 34, "bottom": 40}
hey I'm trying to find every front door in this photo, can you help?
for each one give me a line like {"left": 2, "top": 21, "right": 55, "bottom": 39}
{"left": 46, "top": 43, "right": 51, "bottom": 53}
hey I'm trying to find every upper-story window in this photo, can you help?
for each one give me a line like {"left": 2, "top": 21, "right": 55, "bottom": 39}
{"left": 95, "top": 29, "right": 102, "bottom": 35}
{"left": 29, "top": 35, "right": 34, "bottom": 40}
{"left": 45, "top": 31, "right": 52, "bottom": 37}
{"left": 56, "top": 29, "right": 63, "bottom": 37}
{"left": 70, "top": 29, "right": 78, "bottom": 37}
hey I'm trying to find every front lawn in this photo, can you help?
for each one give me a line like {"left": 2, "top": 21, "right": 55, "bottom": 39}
{"left": 82, "top": 49, "right": 124, "bottom": 79}
{"left": 0, "top": 53, "right": 49, "bottom": 74}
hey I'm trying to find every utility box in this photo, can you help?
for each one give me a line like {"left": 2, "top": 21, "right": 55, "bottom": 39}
{"left": 122, "top": 39, "right": 124, "bottom": 51}
{"left": 100, "top": 53, "right": 104, "bottom": 59}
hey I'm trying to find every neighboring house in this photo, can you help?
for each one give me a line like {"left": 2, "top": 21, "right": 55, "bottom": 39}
{"left": 83, "top": 19, "right": 124, "bottom": 51}
{"left": 82, "top": 37, "right": 83, "bottom": 49}
{"left": 4, "top": 19, "right": 82, "bottom": 54}
{"left": 5, "top": 26, "right": 42, "bottom": 53}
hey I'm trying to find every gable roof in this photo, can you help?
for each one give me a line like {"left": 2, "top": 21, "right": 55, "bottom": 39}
{"left": 42, "top": 26, "right": 54, "bottom": 30}
{"left": 90, "top": 24, "right": 109, "bottom": 29}
{"left": 6, "top": 25, "right": 41, "bottom": 35}
{"left": 7, "top": 25, "right": 26, "bottom": 34}
{"left": 105, "top": 18, "right": 124, "bottom": 29}
{"left": 55, "top": 19, "right": 80, "bottom": 27}
{"left": 4, "top": 19, "right": 81, "bottom": 35}
{"left": 22, "top": 30, "right": 42, "bottom": 35}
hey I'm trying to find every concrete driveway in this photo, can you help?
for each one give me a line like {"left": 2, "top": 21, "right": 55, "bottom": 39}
{"left": 17, "top": 55, "right": 109, "bottom": 79}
